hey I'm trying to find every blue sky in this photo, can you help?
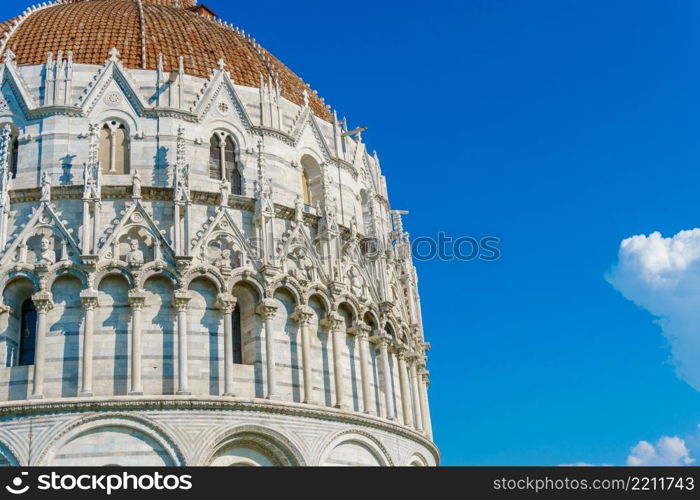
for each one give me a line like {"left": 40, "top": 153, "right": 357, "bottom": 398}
{"left": 5, "top": 0, "right": 700, "bottom": 466}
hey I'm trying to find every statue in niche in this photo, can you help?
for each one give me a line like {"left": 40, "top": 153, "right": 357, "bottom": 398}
{"left": 288, "top": 246, "right": 313, "bottom": 282}
{"left": 126, "top": 238, "right": 144, "bottom": 267}
{"left": 174, "top": 163, "right": 190, "bottom": 203}
{"left": 83, "top": 160, "right": 101, "bottom": 200}
{"left": 132, "top": 170, "right": 142, "bottom": 199}
{"left": 37, "top": 236, "right": 55, "bottom": 266}
{"left": 255, "top": 177, "right": 274, "bottom": 218}
{"left": 220, "top": 178, "right": 230, "bottom": 207}
{"left": 294, "top": 194, "right": 304, "bottom": 223}
{"left": 40, "top": 172, "right": 51, "bottom": 202}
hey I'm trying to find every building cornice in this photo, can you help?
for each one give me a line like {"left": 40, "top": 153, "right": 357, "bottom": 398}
{"left": 0, "top": 395, "right": 440, "bottom": 463}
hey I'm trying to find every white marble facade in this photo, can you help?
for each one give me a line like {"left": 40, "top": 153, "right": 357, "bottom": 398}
{"left": 0, "top": 40, "right": 436, "bottom": 466}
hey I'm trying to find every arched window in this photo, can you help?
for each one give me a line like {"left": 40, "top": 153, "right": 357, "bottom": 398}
{"left": 209, "top": 135, "right": 222, "bottom": 180}
{"left": 209, "top": 133, "right": 242, "bottom": 195}
{"left": 232, "top": 303, "right": 242, "bottom": 364}
{"left": 99, "top": 121, "right": 130, "bottom": 174}
{"left": 18, "top": 298, "right": 36, "bottom": 366}
{"left": 300, "top": 155, "right": 322, "bottom": 208}
{"left": 360, "top": 190, "right": 373, "bottom": 235}
{"left": 9, "top": 135, "right": 18, "bottom": 179}
{"left": 301, "top": 170, "right": 311, "bottom": 206}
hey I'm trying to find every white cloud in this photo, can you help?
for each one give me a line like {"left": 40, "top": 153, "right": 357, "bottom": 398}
{"left": 626, "top": 436, "right": 694, "bottom": 466}
{"left": 606, "top": 228, "right": 700, "bottom": 391}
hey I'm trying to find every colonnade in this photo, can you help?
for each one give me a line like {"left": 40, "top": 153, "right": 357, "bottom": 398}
{"left": 22, "top": 288, "right": 432, "bottom": 438}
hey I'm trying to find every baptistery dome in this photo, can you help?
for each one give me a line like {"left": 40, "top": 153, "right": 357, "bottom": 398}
{"left": 0, "top": 0, "right": 436, "bottom": 466}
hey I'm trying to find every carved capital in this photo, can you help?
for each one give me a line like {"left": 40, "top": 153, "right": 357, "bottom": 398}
{"left": 370, "top": 332, "right": 392, "bottom": 349}
{"left": 216, "top": 293, "right": 238, "bottom": 314}
{"left": 80, "top": 289, "right": 100, "bottom": 310}
{"left": 128, "top": 290, "right": 147, "bottom": 310}
{"left": 172, "top": 290, "right": 191, "bottom": 312}
{"left": 321, "top": 311, "right": 344, "bottom": 332}
{"left": 406, "top": 350, "right": 421, "bottom": 362}
{"left": 393, "top": 343, "right": 409, "bottom": 359}
{"left": 32, "top": 291, "right": 54, "bottom": 313}
{"left": 256, "top": 298, "right": 278, "bottom": 319}
{"left": 291, "top": 305, "right": 314, "bottom": 325}
{"left": 348, "top": 321, "right": 372, "bottom": 339}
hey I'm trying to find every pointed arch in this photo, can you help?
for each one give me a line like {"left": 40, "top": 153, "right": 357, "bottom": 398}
{"left": 99, "top": 120, "right": 130, "bottom": 175}
{"left": 209, "top": 130, "right": 242, "bottom": 194}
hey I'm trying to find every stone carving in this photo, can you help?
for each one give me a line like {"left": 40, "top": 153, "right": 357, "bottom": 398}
{"left": 348, "top": 266, "right": 365, "bottom": 297}
{"left": 288, "top": 246, "right": 314, "bottom": 282}
{"left": 127, "top": 238, "right": 144, "bottom": 267}
{"left": 37, "top": 236, "right": 55, "bottom": 266}
{"left": 294, "top": 194, "right": 304, "bottom": 223}
{"left": 132, "top": 170, "right": 142, "bottom": 199}
{"left": 255, "top": 138, "right": 274, "bottom": 217}
{"left": 0, "top": 124, "right": 11, "bottom": 211}
{"left": 174, "top": 126, "right": 190, "bottom": 203}
{"left": 220, "top": 178, "right": 230, "bottom": 207}
{"left": 40, "top": 172, "right": 51, "bottom": 202}
{"left": 213, "top": 248, "right": 240, "bottom": 273}
{"left": 104, "top": 90, "right": 123, "bottom": 107}
{"left": 83, "top": 123, "right": 102, "bottom": 201}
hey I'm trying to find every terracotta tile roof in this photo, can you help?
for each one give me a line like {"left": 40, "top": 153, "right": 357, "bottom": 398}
{"left": 3, "top": 0, "right": 332, "bottom": 122}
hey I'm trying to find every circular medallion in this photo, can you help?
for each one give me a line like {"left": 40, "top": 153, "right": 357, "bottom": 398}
{"left": 217, "top": 101, "right": 229, "bottom": 115}
{"left": 104, "top": 91, "right": 123, "bottom": 107}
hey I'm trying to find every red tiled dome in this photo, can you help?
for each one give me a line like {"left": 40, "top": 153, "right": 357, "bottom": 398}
{"left": 1, "top": 0, "right": 332, "bottom": 121}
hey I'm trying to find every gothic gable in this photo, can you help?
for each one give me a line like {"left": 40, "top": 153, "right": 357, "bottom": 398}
{"left": 192, "top": 66, "right": 254, "bottom": 129}
{"left": 191, "top": 206, "right": 258, "bottom": 273}
{"left": 97, "top": 200, "right": 174, "bottom": 267}
{"left": 78, "top": 52, "right": 149, "bottom": 117}
{"left": 276, "top": 221, "right": 327, "bottom": 284}
{"left": 0, "top": 202, "right": 81, "bottom": 268}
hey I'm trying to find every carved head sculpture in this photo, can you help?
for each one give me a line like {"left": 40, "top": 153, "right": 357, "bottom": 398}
{"left": 40, "top": 237, "right": 50, "bottom": 251}
{"left": 130, "top": 238, "right": 139, "bottom": 251}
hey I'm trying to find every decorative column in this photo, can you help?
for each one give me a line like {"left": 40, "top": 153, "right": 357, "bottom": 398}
{"left": 128, "top": 290, "right": 146, "bottom": 395}
{"left": 173, "top": 291, "right": 191, "bottom": 395}
{"left": 0, "top": 124, "right": 12, "bottom": 251}
{"left": 30, "top": 292, "right": 53, "bottom": 399}
{"left": 374, "top": 334, "right": 396, "bottom": 420}
{"left": 79, "top": 290, "right": 99, "bottom": 396}
{"left": 173, "top": 126, "right": 190, "bottom": 257}
{"left": 256, "top": 298, "right": 279, "bottom": 399}
{"left": 291, "top": 305, "right": 316, "bottom": 405}
{"left": 108, "top": 129, "right": 116, "bottom": 173}
{"left": 173, "top": 203, "right": 181, "bottom": 254}
{"left": 418, "top": 368, "right": 433, "bottom": 439}
{"left": 396, "top": 346, "right": 414, "bottom": 427}
{"left": 81, "top": 199, "right": 90, "bottom": 252}
{"left": 92, "top": 201, "right": 101, "bottom": 254}
{"left": 323, "top": 312, "right": 347, "bottom": 409}
{"left": 350, "top": 322, "right": 373, "bottom": 414}
{"left": 408, "top": 352, "right": 424, "bottom": 432}
{"left": 217, "top": 294, "right": 238, "bottom": 397}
